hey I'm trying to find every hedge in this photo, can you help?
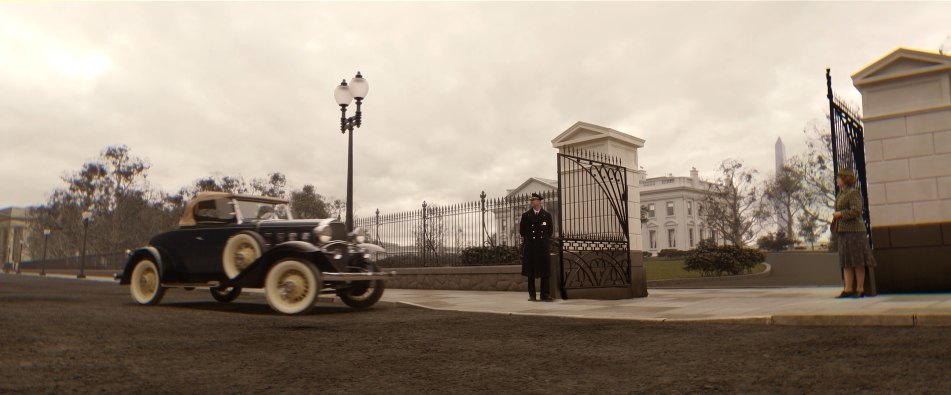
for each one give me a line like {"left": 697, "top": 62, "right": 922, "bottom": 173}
{"left": 683, "top": 241, "right": 765, "bottom": 277}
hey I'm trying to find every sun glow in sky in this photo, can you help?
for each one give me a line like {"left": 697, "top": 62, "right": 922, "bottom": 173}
{"left": 47, "top": 49, "right": 112, "bottom": 80}
{"left": 1, "top": 2, "right": 950, "bottom": 214}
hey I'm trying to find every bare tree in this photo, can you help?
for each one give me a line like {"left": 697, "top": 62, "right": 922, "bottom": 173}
{"left": 791, "top": 118, "right": 836, "bottom": 235}
{"left": 701, "top": 159, "right": 769, "bottom": 247}
{"left": 328, "top": 198, "right": 347, "bottom": 220}
{"left": 415, "top": 206, "right": 446, "bottom": 257}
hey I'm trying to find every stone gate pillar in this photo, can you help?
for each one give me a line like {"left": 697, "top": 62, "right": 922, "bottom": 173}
{"left": 551, "top": 121, "right": 648, "bottom": 297}
{"left": 852, "top": 48, "right": 951, "bottom": 292}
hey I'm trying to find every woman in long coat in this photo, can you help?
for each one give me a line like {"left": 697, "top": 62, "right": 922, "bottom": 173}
{"left": 833, "top": 168, "right": 877, "bottom": 298}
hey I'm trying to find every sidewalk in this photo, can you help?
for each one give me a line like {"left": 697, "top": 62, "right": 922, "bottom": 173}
{"left": 381, "top": 287, "right": 951, "bottom": 327}
{"left": 12, "top": 271, "right": 951, "bottom": 326}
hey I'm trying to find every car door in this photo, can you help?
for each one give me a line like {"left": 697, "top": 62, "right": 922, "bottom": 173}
{"left": 185, "top": 198, "right": 240, "bottom": 277}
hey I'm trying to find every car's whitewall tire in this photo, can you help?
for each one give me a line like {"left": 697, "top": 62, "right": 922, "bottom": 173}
{"left": 264, "top": 259, "right": 321, "bottom": 315}
{"left": 130, "top": 259, "right": 165, "bottom": 305}
{"left": 223, "top": 232, "right": 263, "bottom": 279}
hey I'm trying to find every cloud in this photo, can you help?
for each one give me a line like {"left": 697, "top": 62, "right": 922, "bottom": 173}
{"left": 1, "top": 2, "right": 950, "bottom": 216}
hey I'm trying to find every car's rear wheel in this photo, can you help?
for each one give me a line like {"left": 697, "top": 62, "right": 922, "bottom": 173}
{"left": 223, "top": 232, "right": 264, "bottom": 279}
{"left": 130, "top": 259, "right": 165, "bottom": 305}
{"left": 264, "top": 259, "right": 321, "bottom": 315}
{"left": 336, "top": 264, "right": 386, "bottom": 309}
{"left": 210, "top": 286, "right": 242, "bottom": 303}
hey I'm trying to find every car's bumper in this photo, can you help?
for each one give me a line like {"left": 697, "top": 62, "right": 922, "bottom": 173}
{"left": 323, "top": 270, "right": 397, "bottom": 282}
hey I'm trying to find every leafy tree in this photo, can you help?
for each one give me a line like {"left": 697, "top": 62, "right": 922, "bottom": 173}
{"left": 796, "top": 212, "right": 820, "bottom": 250}
{"left": 27, "top": 145, "right": 178, "bottom": 260}
{"left": 289, "top": 184, "right": 330, "bottom": 219}
{"left": 250, "top": 172, "right": 288, "bottom": 198}
{"left": 763, "top": 165, "right": 804, "bottom": 239}
{"left": 701, "top": 159, "right": 769, "bottom": 247}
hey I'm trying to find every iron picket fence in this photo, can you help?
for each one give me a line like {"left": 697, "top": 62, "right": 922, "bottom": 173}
{"left": 355, "top": 190, "right": 559, "bottom": 267}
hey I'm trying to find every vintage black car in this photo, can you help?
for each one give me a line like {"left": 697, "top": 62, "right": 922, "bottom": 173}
{"left": 119, "top": 192, "right": 394, "bottom": 315}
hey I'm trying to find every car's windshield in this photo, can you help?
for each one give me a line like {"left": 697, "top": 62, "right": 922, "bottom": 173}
{"left": 235, "top": 200, "right": 292, "bottom": 221}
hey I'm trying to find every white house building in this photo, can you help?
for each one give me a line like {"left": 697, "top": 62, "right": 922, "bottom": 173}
{"left": 495, "top": 177, "right": 559, "bottom": 245}
{"left": 639, "top": 168, "right": 718, "bottom": 255}
{"left": 506, "top": 167, "right": 718, "bottom": 256}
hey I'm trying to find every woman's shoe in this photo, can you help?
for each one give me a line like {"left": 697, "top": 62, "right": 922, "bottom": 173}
{"left": 854, "top": 291, "right": 865, "bottom": 298}
{"left": 835, "top": 291, "right": 855, "bottom": 299}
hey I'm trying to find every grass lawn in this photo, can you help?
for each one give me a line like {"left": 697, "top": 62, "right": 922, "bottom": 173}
{"left": 644, "top": 258, "right": 767, "bottom": 281}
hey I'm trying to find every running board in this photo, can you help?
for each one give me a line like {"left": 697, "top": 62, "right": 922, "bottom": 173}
{"left": 161, "top": 281, "right": 221, "bottom": 289}
{"left": 323, "top": 271, "right": 397, "bottom": 282}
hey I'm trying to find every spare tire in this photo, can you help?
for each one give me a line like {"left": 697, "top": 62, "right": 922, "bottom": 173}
{"left": 222, "top": 231, "right": 264, "bottom": 279}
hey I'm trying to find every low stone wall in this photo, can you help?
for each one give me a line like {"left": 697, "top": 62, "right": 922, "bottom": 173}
{"left": 381, "top": 265, "right": 530, "bottom": 292}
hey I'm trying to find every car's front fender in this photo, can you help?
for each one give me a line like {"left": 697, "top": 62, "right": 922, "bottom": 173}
{"left": 228, "top": 241, "right": 329, "bottom": 288}
{"left": 357, "top": 243, "right": 385, "bottom": 253}
{"left": 119, "top": 247, "right": 164, "bottom": 285}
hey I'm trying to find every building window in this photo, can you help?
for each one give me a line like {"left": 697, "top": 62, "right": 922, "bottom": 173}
{"left": 667, "top": 228, "right": 676, "bottom": 248}
{"left": 649, "top": 230, "right": 657, "bottom": 249}
{"left": 666, "top": 201, "right": 674, "bottom": 216}
{"left": 648, "top": 204, "right": 655, "bottom": 218}
{"left": 688, "top": 228, "right": 694, "bottom": 247}
{"left": 698, "top": 202, "right": 704, "bottom": 216}
{"left": 687, "top": 201, "right": 693, "bottom": 216}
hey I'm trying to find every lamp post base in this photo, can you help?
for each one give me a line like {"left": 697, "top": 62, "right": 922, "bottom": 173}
{"left": 77, "top": 273, "right": 86, "bottom": 279}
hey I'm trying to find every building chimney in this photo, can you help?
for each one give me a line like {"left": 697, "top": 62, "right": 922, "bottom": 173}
{"left": 690, "top": 167, "right": 699, "bottom": 186}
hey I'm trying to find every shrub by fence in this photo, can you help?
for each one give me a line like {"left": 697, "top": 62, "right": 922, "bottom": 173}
{"left": 657, "top": 248, "right": 688, "bottom": 259}
{"left": 683, "top": 241, "right": 765, "bottom": 277}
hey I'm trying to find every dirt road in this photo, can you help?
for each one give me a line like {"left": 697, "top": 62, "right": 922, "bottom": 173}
{"left": 1, "top": 275, "right": 948, "bottom": 394}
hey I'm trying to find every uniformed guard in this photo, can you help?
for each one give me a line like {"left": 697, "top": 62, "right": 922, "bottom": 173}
{"left": 520, "top": 192, "right": 554, "bottom": 302}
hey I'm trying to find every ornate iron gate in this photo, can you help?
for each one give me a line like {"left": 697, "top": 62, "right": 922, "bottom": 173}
{"left": 826, "top": 68, "right": 872, "bottom": 245}
{"left": 557, "top": 149, "right": 631, "bottom": 299}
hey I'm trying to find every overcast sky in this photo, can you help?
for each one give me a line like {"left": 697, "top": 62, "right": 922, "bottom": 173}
{"left": 2, "top": 2, "right": 949, "bottom": 216}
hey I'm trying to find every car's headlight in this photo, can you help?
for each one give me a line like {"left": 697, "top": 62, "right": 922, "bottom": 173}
{"left": 314, "top": 226, "right": 333, "bottom": 243}
{"left": 350, "top": 227, "right": 367, "bottom": 244}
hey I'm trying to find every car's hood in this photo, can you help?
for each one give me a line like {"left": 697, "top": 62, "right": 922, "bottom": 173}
{"left": 254, "top": 219, "right": 328, "bottom": 229}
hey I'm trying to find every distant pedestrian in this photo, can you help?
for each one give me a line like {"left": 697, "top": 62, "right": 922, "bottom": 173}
{"left": 520, "top": 193, "right": 554, "bottom": 302}
{"left": 832, "top": 168, "right": 876, "bottom": 298}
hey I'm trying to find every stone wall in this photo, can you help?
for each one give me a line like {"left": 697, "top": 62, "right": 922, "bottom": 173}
{"left": 382, "top": 265, "right": 529, "bottom": 292}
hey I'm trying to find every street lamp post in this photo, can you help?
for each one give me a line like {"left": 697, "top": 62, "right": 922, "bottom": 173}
{"left": 41, "top": 228, "right": 50, "bottom": 276}
{"left": 15, "top": 241, "right": 23, "bottom": 274}
{"left": 334, "top": 71, "right": 369, "bottom": 231}
{"left": 77, "top": 210, "right": 92, "bottom": 279}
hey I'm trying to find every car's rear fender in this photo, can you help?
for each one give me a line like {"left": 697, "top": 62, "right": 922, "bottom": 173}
{"left": 119, "top": 247, "right": 166, "bottom": 285}
{"left": 229, "top": 241, "right": 333, "bottom": 288}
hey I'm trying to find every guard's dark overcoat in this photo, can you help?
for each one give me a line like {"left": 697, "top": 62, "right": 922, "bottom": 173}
{"left": 520, "top": 208, "right": 554, "bottom": 278}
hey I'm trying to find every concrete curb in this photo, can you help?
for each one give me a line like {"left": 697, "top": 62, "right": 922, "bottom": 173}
{"left": 9, "top": 272, "right": 117, "bottom": 283}
{"left": 394, "top": 301, "right": 951, "bottom": 327}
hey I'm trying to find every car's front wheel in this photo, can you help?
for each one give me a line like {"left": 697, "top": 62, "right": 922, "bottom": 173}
{"left": 130, "top": 259, "right": 165, "bottom": 305}
{"left": 264, "top": 259, "right": 321, "bottom": 315}
{"left": 210, "top": 286, "right": 242, "bottom": 303}
{"left": 336, "top": 264, "right": 386, "bottom": 309}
